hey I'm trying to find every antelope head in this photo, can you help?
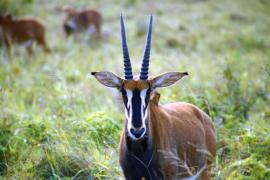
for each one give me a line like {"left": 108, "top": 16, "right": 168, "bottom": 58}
{"left": 91, "top": 15, "right": 188, "bottom": 140}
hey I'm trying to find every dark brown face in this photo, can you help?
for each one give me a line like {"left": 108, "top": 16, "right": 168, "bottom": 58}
{"left": 121, "top": 79, "right": 152, "bottom": 139}
{"left": 63, "top": 10, "right": 77, "bottom": 35}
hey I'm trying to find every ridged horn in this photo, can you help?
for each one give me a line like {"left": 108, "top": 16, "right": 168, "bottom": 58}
{"left": 120, "top": 14, "right": 133, "bottom": 80}
{"left": 140, "top": 15, "right": 153, "bottom": 80}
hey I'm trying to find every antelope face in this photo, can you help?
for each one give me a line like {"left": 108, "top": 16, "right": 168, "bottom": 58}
{"left": 91, "top": 15, "right": 188, "bottom": 140}
{"left": 121, "top": 79, "right": 151, "bottom": 139}
{"left": 63, "top": 8, "right": 78, "bottom": 35}
{"left": 91, "top": 71, "right": 187, "bottom": 141}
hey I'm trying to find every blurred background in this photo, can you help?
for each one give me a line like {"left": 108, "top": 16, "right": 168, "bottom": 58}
{"left": 0, "top": 0, "right": 269, "bottom": 179}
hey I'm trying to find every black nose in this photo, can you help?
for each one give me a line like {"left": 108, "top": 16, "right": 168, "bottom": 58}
{"left": 130, "top": 128, "right": 145, "bottom": 138}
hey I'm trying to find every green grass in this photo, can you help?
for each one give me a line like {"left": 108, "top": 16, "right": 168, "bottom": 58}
{"left": 0, "top": 0, "right": 270, "bottom": 179}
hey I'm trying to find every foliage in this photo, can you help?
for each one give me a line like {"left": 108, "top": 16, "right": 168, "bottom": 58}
{"left": 0, "top": 0, "right": 35, "bottom": 15}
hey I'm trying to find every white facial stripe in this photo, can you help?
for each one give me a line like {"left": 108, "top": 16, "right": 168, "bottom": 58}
{"left": 125, "top": 90, "right": 133, "bottom": 132}
{"left": 140, "top": 89, "right": 148, "bottom": 121}
{"left": 126, "top": 90, "right": 132, "bottom": 111}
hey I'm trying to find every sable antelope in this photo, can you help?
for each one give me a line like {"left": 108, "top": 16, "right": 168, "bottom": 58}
{"left": 63, "top": 8, "right": 102, "bottom": 37}
{"left": 0, "top": 14, "right": 50, "bottom": 55}
{"left": 91, "top": 15, "right": 216, "bottom": 179}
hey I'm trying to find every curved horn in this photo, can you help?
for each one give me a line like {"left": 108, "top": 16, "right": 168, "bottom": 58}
{"left": 120, "top": 14, "right": 133, "bottom": 80}
{"left": 140, "top": 15, "right": 153, "bottom": 80}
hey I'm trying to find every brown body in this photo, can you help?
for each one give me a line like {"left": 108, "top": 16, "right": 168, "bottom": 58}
{"left": 63, "top": 8, "right": 102, "bottom": 37}
{"left": 0, "top": 15, "right": 50, "bottom": 54}
{"left": 119, "top": 91, "right": 216, "bottom": 179}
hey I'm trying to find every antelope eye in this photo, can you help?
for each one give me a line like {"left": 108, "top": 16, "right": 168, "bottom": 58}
{"left": 122, "top": 95, "right": 128, "bottom": 104}
{"left": 121, "top": 88, "right": 128, "bottom": 104}
{"left": 146, "top": 89, "right": 151, "bottom": 100}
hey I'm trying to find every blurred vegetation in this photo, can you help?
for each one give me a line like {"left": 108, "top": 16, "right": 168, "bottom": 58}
{"left": 0, "top": 0, "right": 35, "bottom": 15}
{"left": 0, "top": 0, "right": 270, "bottom": 179}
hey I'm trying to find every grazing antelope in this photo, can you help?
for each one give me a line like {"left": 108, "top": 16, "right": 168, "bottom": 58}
{"left": 0, "top": 14, "right": 50, "bottom": 55}
{"left": 91, "top": 15, "right": 216, "bottom": 180}
{"left": 63, "top": 8, "right": 102, "bottom": 38}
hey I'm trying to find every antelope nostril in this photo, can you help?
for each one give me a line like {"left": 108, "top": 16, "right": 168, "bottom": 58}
{"left": 130, "top": 128, "right": 145, "bottom": 138}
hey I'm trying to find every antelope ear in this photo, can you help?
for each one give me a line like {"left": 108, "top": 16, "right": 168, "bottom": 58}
{"left": 91, "top": 71, "right": 123, "bottom": 88}
{"left": 150, "top": 72, "right": 188, "bottom": 89}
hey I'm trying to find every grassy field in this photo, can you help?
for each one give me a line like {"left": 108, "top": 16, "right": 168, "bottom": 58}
{"left": 0, "top": 0, "right": 270, "bottom": 179}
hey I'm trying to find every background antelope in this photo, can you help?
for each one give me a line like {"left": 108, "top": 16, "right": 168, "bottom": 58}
{"left": 63, "top": 8, "right": 102, "bottom": 38}
{"left": 0, "top": 14, "right": 50, "bottom": 55}
{"left": 91, "top": 15, "right": 216, "bottom": 179}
